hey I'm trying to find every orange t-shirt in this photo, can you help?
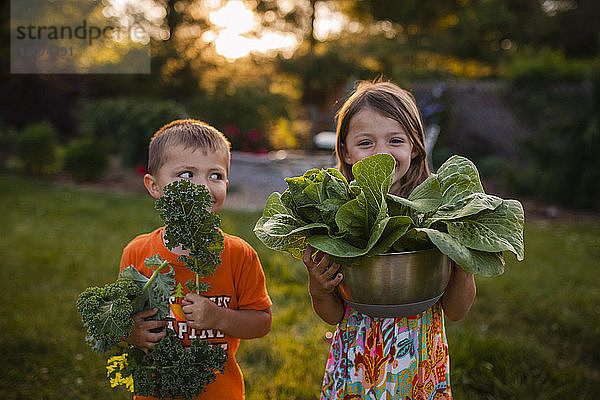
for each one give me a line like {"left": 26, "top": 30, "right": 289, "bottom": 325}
{"left": 119, "top": 227, "right": 272, "bottom": 400}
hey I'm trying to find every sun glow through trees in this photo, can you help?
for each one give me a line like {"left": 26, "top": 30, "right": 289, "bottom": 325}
{"left": 208, "top": 1, "right": 298, "bottom": 59}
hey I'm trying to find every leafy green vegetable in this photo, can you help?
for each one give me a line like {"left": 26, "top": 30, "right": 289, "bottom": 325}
{"left": 121, "top": 255, "right": 176, "bottom": 323}
{"left": 77, "top": 257, "right": 174, "bottom": 353}
{"left": 155, "top": 179, "right": 224, "bottom": 293}
{"left": 123, "top": 329, "right": 227, "bottom": 400}
{"left": 77, "top": 278, "right": 142, "bottom": 353}
{"left": 79, "top": 180, "right": 227, "bottom": 397}
{"left": 77, "top": 255, "right": 175, "bottom": 353}
{"left": 254, "top": 153, "right": 525, "bottom": 277}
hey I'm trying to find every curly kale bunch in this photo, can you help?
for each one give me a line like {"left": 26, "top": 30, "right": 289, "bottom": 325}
{"left": 126, "top": 329, "right": 227, "bottom": 400}
{"left": 80, "top": 180, "right": 227, "bottom": 398}
{"left": 77, "top": 255, "right": 175, "bottom": 353}
{"left": 155, "top": 180, "right": 224, "bottom": 293}
{"left": 77, "top": 278, "right": 142, "bottom": 353}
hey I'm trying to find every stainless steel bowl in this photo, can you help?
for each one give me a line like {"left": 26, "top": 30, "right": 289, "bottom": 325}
{"left": 338, "top": 248, "right": 452, "bottom": 317}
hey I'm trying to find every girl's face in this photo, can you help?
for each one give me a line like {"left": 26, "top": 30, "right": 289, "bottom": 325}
{"left": 342, "top": 108, "right": 415, "bottom": 191}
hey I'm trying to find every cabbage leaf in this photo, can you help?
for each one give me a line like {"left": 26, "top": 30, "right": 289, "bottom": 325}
{"left": 254, "top": 153, "right": 525, "bottom": 277}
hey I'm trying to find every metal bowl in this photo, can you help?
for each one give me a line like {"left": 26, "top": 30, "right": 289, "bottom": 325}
{"left": 338, "top": 248, "right": 452, "bottom": 318}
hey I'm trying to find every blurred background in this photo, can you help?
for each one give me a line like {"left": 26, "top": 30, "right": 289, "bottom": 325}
{"left": 1, "top": 1, "right": 599, "bottom": 399}
{"left": 2, "top": 0, "right": 599, "bottom": 211}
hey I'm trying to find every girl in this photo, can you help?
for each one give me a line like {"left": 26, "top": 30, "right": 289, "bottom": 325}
{"left": 303, "top": 80, "right": 476, "bottom": 399}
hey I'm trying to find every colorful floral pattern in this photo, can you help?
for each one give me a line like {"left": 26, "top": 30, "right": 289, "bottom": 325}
{"left": 321, "top": 302, "right": 451, "bottom": 400}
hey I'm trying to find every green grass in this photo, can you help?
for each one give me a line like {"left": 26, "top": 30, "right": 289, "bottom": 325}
{"left": 1, "top": 173, "right": 599, "bottom": 399}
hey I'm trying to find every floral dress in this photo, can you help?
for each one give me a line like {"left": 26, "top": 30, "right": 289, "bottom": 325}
{"left": 321, "top": 302, "right": 452, "bottom": 400}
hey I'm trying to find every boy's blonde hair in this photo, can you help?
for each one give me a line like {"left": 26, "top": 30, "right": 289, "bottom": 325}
{"left": 335, "top": 80, "right": 430, "bottom": 197}
{"left": 147, "top": 119, "right": 231, "bottom": 175}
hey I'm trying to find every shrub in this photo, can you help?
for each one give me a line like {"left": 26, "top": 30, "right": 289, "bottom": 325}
{"left": 82, "top": 99, "right": 186, "bottom": 168}
{"left": 0, "top": 124, "right": 16, "bottom": 168}
{"left": 502, "top": 48, "right": 594, "bottom": 85}
{"left": 188, "top": 81, "right": 290, "bottom": 152}
{"left": 504, "top": 68, "right": 600, "bottom": 210}
{"left": 63, "top": 136, "right": 110, "bottom": 182}
{"left": 14, "top": 121, "right": 61, "bottom": 175}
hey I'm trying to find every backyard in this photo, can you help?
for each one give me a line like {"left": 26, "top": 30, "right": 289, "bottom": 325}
{"left": 0, "top": 172, "right": 599, "bottom": 400}
{"left": 3, "top": 1, "right": 600, "bottom": 398}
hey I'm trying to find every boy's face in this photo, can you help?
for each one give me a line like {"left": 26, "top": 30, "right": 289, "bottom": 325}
{"left": 144, "top": 145, "right": 229, "bottom": 214}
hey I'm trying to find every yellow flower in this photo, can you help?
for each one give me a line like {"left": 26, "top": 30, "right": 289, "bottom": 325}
{"left": 109, "top": 372, "right": 123, "bottom": 388}
{"left": 124, "top": 374, "right": 134, "bottom": 392}
{"left": 105, "top": 353, "right": 134, "bottom": 393}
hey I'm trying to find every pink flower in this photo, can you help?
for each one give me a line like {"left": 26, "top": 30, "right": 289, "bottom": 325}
{"left": 224, "top": 123, "right": 240, "bottom": 137}
{"left": 249, "top": 129, "right": 261, "bottom": 140}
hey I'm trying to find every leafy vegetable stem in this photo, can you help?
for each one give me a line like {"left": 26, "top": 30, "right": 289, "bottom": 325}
{"left": 193, "top": 255, "right": 200, "bottom": 294}
{"left": 141, "top": 259, "right": 170, "bottom": 293}
{"left": 182, "top": 198, "right": 197, "bottom": 219}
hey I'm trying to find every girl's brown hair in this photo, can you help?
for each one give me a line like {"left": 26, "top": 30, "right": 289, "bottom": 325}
{"left": 335, "top": 80, "right": 430, "bottom": 197}
{"left": 147, "top": 119, "right": 231, "bottom": 175}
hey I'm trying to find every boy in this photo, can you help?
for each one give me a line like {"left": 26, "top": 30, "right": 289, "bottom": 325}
{"left": 120, "top": 119, "right": 272, "bottom": 400}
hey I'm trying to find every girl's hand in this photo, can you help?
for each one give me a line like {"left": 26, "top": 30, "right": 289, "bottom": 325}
{"left": 303, "top": 245, "right": 343, "bottom": 298}
{"left": 302, "top": 245, "right": 345, "bottom": 325}
{"left": 441, "top": 263, "right": 476, "bottom": 321}
{"left": 182, "top": 293, "right": 221, "bottom": 331}
{"left": 122, "top": 308, "right": 167, "bottom": 354}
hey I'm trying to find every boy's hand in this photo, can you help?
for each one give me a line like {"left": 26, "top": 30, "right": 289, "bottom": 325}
{"left": 182, "top": 293, "right": 221, "bottom": 331}
{"left": 122, "top": 308, "right": 167, "bottom": 354}
{"left": 303, "top": 245, "right": 343, "bottom": 298}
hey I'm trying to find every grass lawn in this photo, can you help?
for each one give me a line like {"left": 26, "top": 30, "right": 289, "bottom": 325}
{"left": 1, "top": 173, "right": 599, "bottom": 399}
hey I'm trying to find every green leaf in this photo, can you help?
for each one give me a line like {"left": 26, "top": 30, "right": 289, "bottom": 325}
{"left": 253, "top": 214, "right": 329, "bottom": 259}
{"left": 261, "top": 192, "right": 289, "bottom": 218}
{"left": 119, "top": 265, "right": 150, "bottom": 289}
{"left": 436, "top": 155, "right": 484, "bottom": 204}
{"left": 76, "top": 278, "right": 142, "bottom": 353}
{"left": 351, "top": 153, "right": 395, "bottom": 218}
{"left": 416, "top": 228, "right": 505, "bottom": 277}
{"left": 310, "top": 215, "right": 412, "bottom": 258}
{"left": 127, "top": 329, "right": 227, "bottom": 400}
{"left": 323, "top": 168, "right": 352, "bottom": 201}
{"left": 155, "top": 180, "right": 224, "bottom": 282}
{"left": 315, "top": 197, "right": 347, "bottom": 226}
{"left": 392, "top": 228, "right": 433, "bottom": 252}
{"left": 120, "top": 261, "right": 175, "bottom": 320}
{"left": 257, "top": 213, "right": 329, "bottom": 237}
{"left": 335, "top": 197, "right": 368, "bottom": 238}
{"left": 444, "top": 199, "right": 525, "bottom": 260}
{"left": 426, "top": 192, "right": 503, "bottom": 224}
{"left": 148, "top": 272, "right": 176, "bottom": 319}
{"left": 367, "top": 215, "right": 413, "bottom": 255}
{"left": 387, "top": 174, "right": 442, "bottom": 213}
{"left": 285, "top": 170, "right": 320, "bottom": 207}
{"left": 284, "top": 168, "right": 354, "bottom": 225}
{"left": 308, "top": 234, "right": 367, "bottom": 258}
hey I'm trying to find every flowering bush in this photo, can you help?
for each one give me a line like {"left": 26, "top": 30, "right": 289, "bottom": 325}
{"left": 223, "top": 123, "right": 269, "bottom": 153}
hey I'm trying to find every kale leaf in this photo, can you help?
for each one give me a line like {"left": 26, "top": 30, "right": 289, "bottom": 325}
{"left": 155, "top": 180, "right": 224, "bottom": 293}
{"left": 76, "top": 257, "right": 174, "bottom": 353}
{"left": 125, "top": 329, "right": 227, "bottom": 400}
